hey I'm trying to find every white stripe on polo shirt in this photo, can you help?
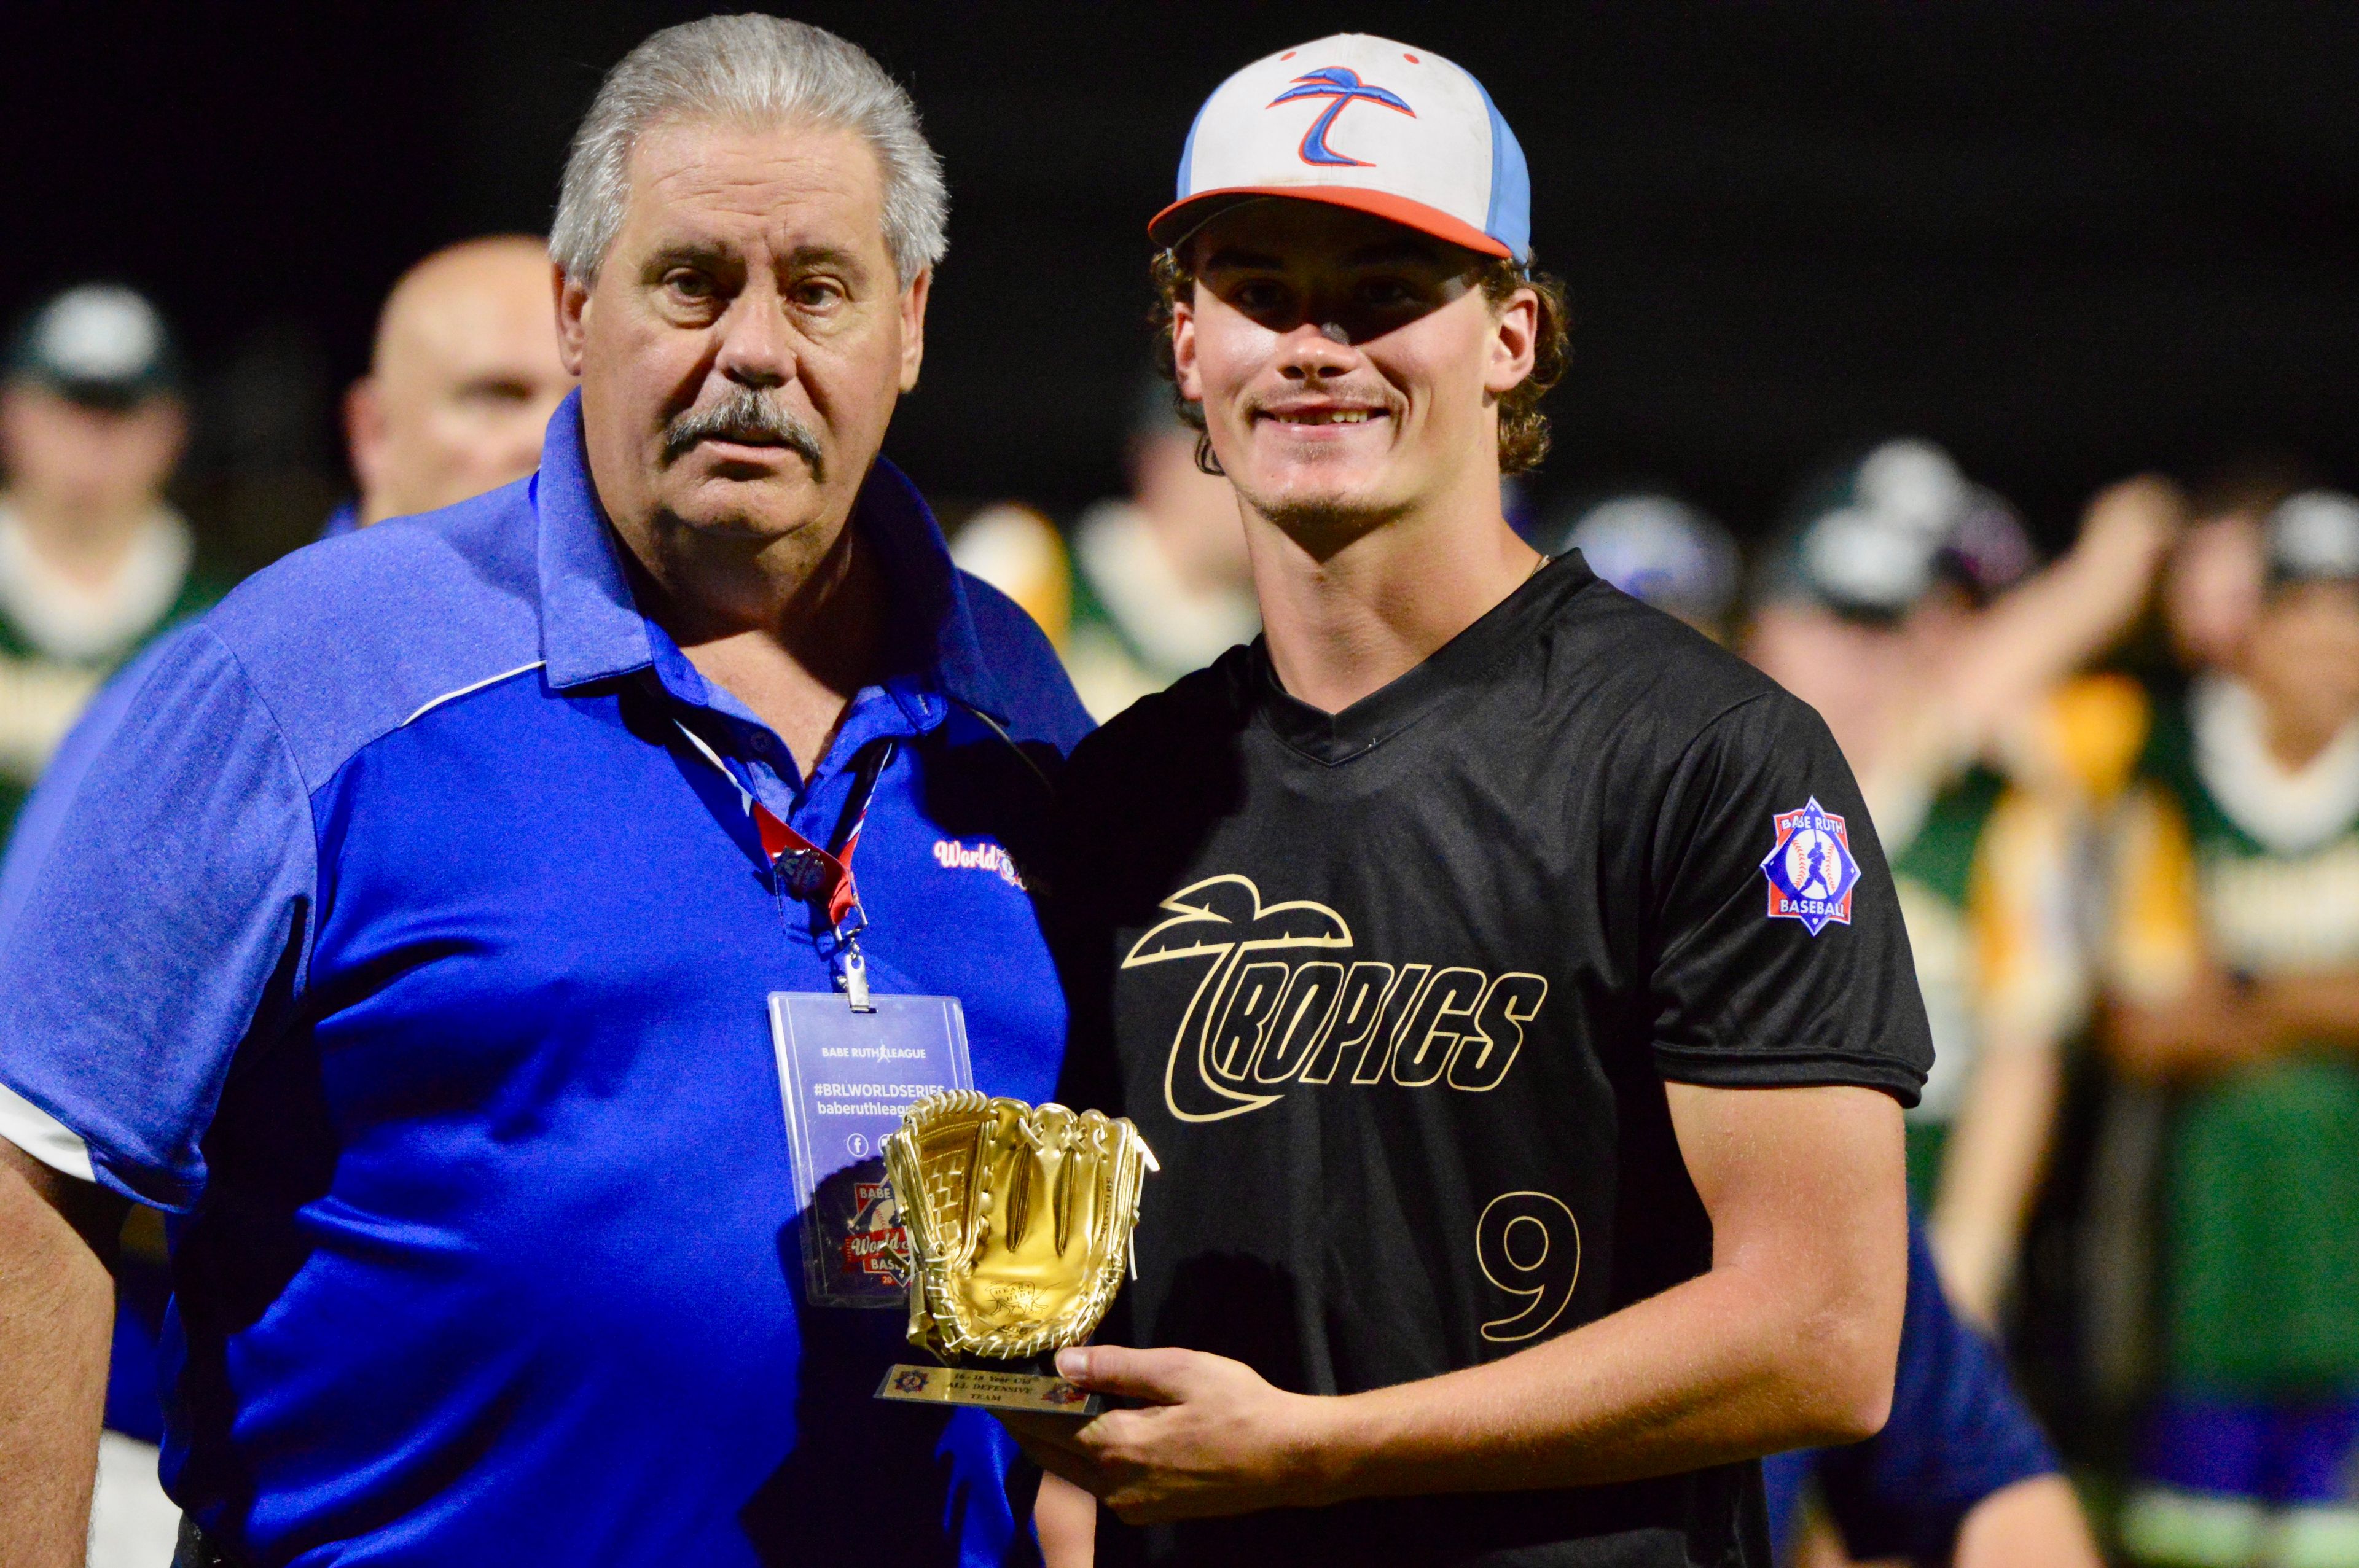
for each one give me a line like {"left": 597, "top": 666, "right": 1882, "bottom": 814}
{"left": 0, "top": 1079, "right": 95, "bottom": 1183}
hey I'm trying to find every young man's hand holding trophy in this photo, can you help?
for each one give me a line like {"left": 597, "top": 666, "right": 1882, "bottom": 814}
{"left": 875, "top": 1092, "right": 1156, "bottom": 1416}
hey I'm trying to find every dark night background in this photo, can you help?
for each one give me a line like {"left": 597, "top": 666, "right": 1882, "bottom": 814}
{"left": 6, "top": 2, "right": 2358, "bottom": 572}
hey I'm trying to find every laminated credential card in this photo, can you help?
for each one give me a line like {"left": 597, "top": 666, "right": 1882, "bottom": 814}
{"left": 769, "top": 991, "right": 975, "bottom": 1308}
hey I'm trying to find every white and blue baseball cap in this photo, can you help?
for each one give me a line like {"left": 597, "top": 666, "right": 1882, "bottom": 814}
{"left": 1152, "top": 34, "right": 1532, "bottom": 263}
{"left": 2266, "top": 490, "right": 2359, "bottom": 587}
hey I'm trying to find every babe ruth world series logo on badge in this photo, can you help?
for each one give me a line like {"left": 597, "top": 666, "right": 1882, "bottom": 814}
{"left": 1761, "top": 798, "right": 1862, "bottom": 935}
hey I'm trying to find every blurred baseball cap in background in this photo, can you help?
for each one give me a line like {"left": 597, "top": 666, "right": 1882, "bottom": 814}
{"left": 1764, "top": 438, "right": 2033, "bottom": 620}
{"left": 1541, "top": 493, "right": 1742, "bottom": 630}
{"left": 2263, "top": 490, "right": 2359, "bottom": 589}
{"left": 6, "top": 284, "right": 181, "bottom": 409}
{"left": 1151, "top": 33, "right": 1532, "bottom": 263}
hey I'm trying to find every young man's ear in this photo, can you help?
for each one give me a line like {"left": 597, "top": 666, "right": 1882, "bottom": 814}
{"left": 1172, "top": 295, "right": 1203, "bottom": 405}
{"left": 1485, "top": 287, "right": 1541, "bottom": 396}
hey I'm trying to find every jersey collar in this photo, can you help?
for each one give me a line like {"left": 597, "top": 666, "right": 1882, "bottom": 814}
{"left": 531, "top": 389, "right": 1012, "bottom": 720}
{"left": 1254, "top": 550, "right": 1595, "bottom": 765}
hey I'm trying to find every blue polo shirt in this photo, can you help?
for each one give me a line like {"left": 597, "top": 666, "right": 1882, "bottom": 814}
{"left": 0, "top": 392, "right": 1091, "bottom": 1566}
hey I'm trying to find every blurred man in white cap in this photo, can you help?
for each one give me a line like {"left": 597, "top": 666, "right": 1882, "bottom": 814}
{"left": 0, "top": 284, "right": 219, "bottom": 841}
{"left": 2107, "top": 489, "right": 2359, "bottom": 1568}
{"left": 324, "top": 235, "right": 575, "bottom": 536}
{"left": 1029, "top": 34, "right": 1932, "bottom": 1567}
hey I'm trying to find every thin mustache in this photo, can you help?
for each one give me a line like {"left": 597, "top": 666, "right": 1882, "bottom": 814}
{"left": 662, "top": 389, "right": 826, "bottom": 480}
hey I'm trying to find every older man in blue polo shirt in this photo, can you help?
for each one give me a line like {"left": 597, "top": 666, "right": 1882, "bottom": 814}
{"left": 0, "top": 17, "right": 1089, "bottom": 1567}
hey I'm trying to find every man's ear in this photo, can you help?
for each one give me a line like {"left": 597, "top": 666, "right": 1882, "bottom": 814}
{"left": 1171, "top": 294, "right": 1202, "bottom": 406}
{"left": 555, "top": 265, "right": 590, "bottom": 378}
{"left": 1484, "top": 286, "right": 1540, "bottom": 397}
{"left": 899, "top": 267, "right": 932, "bottom": 394}
{"left": 345, "top": 378, "right": 388, "bottom": 511}
{"left": 147, "top": 396, "right": 192, "bottom": 473}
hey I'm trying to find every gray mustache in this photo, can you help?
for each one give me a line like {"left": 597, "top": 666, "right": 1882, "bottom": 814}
{"left": 663, "top": 388, "right": 826, "bottom": 481}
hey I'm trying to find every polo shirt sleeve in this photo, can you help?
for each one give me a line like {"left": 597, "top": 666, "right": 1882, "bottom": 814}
{"left": 957, "top": 572, "right": 1095, "bottom": 755}
{"left": 1643, "top": 688, "right": 1932, "bottom": 1103}
{"left": 0, "top": 625, "right": 317, "bottom": 1211}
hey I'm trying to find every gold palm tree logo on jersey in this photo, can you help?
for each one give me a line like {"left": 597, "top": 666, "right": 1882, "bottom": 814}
{"left": 1121, "top": 875, "right": 1353, "bottom": 1123}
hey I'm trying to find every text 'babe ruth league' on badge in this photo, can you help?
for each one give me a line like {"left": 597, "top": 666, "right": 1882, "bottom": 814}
{"left": 1760, "top": 798, "right": 1863, "bottom": 935}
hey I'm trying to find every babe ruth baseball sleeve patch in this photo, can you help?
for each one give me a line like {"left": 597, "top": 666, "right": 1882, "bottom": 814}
{"left": 1761, "top": 797, "right": 1862, "bottom": 935}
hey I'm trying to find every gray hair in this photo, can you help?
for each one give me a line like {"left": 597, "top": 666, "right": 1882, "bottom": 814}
{"left": 550, "top": 15, "right": 948, "bottom": 288}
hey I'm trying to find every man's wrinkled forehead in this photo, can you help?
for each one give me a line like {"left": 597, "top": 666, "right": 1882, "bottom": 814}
{"left": 618, "top": 118, "right": 893, "bottom": 267}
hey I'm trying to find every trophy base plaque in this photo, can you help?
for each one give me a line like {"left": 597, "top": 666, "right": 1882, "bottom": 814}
{"left": 875, "top": 1358, "right": 1101, "bottom": 1416}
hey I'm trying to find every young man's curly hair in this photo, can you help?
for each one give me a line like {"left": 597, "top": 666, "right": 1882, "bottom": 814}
{"left": 1147, "top": 245, "right": 1571, "bottom": 477}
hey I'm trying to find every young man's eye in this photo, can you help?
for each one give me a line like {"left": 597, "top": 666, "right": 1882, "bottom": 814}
{"left": 1230, "top": 279, "right": 1290, "bottom": 314}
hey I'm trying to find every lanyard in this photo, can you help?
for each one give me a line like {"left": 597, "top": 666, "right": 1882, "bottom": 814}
{"left": 675, "top": 717, "right": 899, "bottom": 1011}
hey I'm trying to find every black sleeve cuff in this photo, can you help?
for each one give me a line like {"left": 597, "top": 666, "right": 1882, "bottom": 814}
{"left": 1651, "top": 1043, "right": 1925, "bottom": 1109}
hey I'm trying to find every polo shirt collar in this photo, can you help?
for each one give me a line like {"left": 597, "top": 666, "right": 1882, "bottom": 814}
{"left": 532, "top": 390, "right": 1011, "bottom": 719}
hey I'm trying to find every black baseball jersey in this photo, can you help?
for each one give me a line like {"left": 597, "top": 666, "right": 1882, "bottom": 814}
{"left": 1051, "top": 553, "right": 1931, "bottom": 1568}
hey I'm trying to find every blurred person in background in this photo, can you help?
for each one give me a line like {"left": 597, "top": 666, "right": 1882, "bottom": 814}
{"left": 1579, "top": 483, "right": 2100, "bottom": 1568}
{"left": 2163, "top": 504, "right": 2266, "bottom": 684}
{"left": 949, "top": 380, "right": 1254, "bottom": 720}
{"left": 1748, "top": 439, "right": 2180, "bottom": 1324}
{"left": 0, "top": 284, "right": 221, "bottom": 842}
{"left": 324, "top": 234, "right": 575, "bottom": 536}
{"left": 1063, "top": 376, "right": 1256, "bottom": 719}
{"left": 2156, "top": 462, "right": 2322, "bottom": 689}
{"left": 2075, "top": 461, "right": 2301, "bottom": 1423}
{"left": 949, "top": 497, "right": 1074, "bottom": 647}
{"left": 2105, "top": 491, "right": 2359, "bottom": 1568}
{"left": 1538, "top": 490, "right": 1743, "bottom": 637}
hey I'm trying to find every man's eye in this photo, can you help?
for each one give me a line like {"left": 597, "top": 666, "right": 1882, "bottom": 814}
{"left": 458, "top": 380, "right": 532, "bottom": 407}
{"left": 1359, "top": 279, "right": 1416, "bottom": 309}
{"left": 663, "top": 271, "right": 716, "bottom": 300}
{"left": 789, "top": 279, "right": 845, "bottom": 309}
{"left": 1230, "top": 279, "right": 1290, "bottom": 314}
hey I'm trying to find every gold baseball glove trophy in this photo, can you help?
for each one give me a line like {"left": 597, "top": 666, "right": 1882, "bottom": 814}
{"left": 874, "top": 1091, "right": 1156, "bottom": 1416}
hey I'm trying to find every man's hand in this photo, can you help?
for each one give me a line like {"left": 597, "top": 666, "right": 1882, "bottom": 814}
{"left": 1005, "top": 1345, "right": 1337, "bottom": 1524}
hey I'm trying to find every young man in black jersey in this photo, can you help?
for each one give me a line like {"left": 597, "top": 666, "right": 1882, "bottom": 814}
{"left": 1017, "top": 34, "right": 1931, "bottom": 1567}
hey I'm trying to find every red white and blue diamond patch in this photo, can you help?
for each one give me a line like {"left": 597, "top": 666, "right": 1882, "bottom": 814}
{"left": 1761, "top": 797, "right": 1861, "bottom": 935}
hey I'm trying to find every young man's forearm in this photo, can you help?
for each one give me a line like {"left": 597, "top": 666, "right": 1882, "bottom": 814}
{"left": 1022, "top": 1086, "right": 1907, "bottom": 1524}
{"left": 1298, "top": 1241, "right": 1895, "bottom": 1502}
{"left": 0, "top": 1139, "right": 123, "bottom": 1568}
